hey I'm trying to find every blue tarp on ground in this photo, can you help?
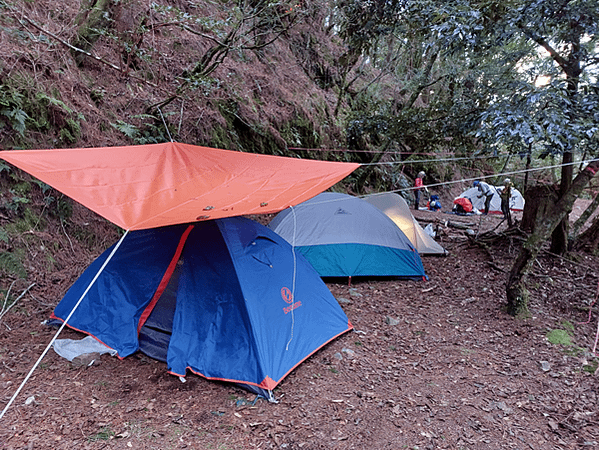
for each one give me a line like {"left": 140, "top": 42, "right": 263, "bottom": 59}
{"left": 53, "top": 217, "right": 352, "bottom": 398}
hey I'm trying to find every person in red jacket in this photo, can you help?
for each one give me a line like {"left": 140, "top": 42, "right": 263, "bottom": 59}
{"left": 413, "top": 171, "right": 427, "bottom": 210}
{"left": 453, "top": 197, "right": 473, "bottom": 214}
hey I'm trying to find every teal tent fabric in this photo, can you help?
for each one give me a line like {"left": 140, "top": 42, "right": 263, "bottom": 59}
{"left": 268, "top": 192, "right": 427, "bottom": 279}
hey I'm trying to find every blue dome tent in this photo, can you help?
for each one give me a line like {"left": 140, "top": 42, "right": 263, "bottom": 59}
{"left": 268, "top": 192, "right": 427, "bottom": 280}
{"left": 53, "top": 217, "right": 352, "bottom": 400}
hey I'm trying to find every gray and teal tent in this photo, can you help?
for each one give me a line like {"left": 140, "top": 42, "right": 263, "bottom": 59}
{"left": 268, "top": 192, "right": 426, "bottom": 280}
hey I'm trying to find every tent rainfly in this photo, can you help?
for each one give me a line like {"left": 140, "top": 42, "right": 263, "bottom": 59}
{"left": 0, "top": 142, "right": 360, "bottom": 230}
{"left": 268, "top": 192, "right": 427, "bottom": 280}
{"left": 364, "top": 192, "right": 447, "bottom": 256}
{"left": 0, "top": 142, "right": 359, "bottom": 412}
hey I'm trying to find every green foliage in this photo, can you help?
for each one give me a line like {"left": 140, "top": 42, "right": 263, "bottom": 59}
{"left": 11, "top": 207, "right": 43, "bottom": 233}
{"left": 111, "top": 120, "right": 139, "bottom": 140}
{"left": 0, "top": 84, "right": 29, "bottom": 136}
{"left": 5, "top": 193, "right": 29, "bottom": 213}
{"left": 0, "top": 251, "right": 26, "bottom": 278}
{"left": 88, "top": 426, "right": 115, "bottom": 442}
{"left": 582, "top": 359, "right": 598, "bottom": 374}
{"left": 546, "top": 329, "right": 572, "bottom": 346}
{"left": 561, "top": 320, "right": 575, "bottom": 333}
{"left": 213, "top": 99, "right": 291, "bottom": 154}
{"left": 110, "top": 115, "right": 172, "bottom": 144}
{"left": 53, "top": 196, "right": 73, "bottom": 221}
{"left": 89, "top": 88, "right": 105, "bottom": 106}
{"left": 0, "top": 77, "right": 85, "bottom": 145}
{"left": 334, "top": 0, "right": 599, "bottom": 165}
{"left": 3, "top": 181, "right": 31, "bottom": 215}
{"left": 34, "top": 92, "right": 84, "bottom": 144}
{"left": 0, "top": 160, "right": 10, "bottom": 174}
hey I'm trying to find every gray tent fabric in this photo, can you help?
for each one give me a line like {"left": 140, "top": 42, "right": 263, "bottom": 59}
{"left": 364, "top": 192, "right": 447, "bottom": 256}
{"left": 268, "top": 192, "right": 426, "bottom": 279}
{"left": 53, "top": 335, "right": 117, "bottom": 362}
{"left": 458, "top": 186, "right": 525, "bottom": 214}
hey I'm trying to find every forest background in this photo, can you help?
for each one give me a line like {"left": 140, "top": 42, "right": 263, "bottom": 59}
{"left": 0, "top": 1, "right": 599, "bottom": 448}
{"left": 0, "top": 0, "right": 598, "bottom": 319}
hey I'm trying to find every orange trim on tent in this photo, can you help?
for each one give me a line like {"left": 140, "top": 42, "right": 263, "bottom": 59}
{"left": 258, "top": 376, "right": 278, "bottom": 390}
{"left": 167, "top": 323, "right": 354, "bottom": 389}
{"left": 49, "top": 313, "right": 123, "bottom": 360}
{"left": 267, "top": 323, "right": 354, "bottom": 389}
{"left": 0, "top": 142, "right": 360, "bottom": 230}
{"left": 136, "top": 224, "right": 195, "bottom": 335}
{"left": 167, "top": 368, "right": 268, "bottom": 390}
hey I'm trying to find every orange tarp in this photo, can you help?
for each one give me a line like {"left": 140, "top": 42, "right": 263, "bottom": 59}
{"left": 0, "top": 142, "right": 359, "bottom": 230}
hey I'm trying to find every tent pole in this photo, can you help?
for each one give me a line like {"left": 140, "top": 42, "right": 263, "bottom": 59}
{"left": 0, "top": 230, "right": 130, "bottom": 420}
{"left": 285, "top": 206, "right": 298, "bottom": 351}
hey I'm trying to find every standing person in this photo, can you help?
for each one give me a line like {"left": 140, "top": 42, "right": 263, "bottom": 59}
{"left": 414, "top": 171, "right": 426, "bottom": 210}
{"left": 499, "top": 178, "right": 513, "bottom": 227}
{"left": 473, "top": 180, "right": 493, "bottom": 215}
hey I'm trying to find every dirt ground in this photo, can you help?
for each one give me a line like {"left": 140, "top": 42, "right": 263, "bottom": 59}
{"left": 1, "top": 206, "right": 598, "bottom": 450}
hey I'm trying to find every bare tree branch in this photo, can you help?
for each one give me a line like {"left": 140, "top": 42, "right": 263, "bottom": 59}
{"left": 11, "top": 11, "right": 164, "bottom": 90}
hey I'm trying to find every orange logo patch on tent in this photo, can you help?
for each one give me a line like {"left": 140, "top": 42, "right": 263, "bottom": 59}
{"left": 281, "top": 287, "right": 293, "bottom": 304}
{"left": 281, "top": 287, "right": 302, "bottom": 314}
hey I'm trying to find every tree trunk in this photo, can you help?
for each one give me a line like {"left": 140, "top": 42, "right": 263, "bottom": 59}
{"left": 71, "top": 0, "right": 114, "bottom": 66}
{"left": 520, "top": 185, "right": 556, "bottom": 233}
{"left": 550, "top": 218, "right": 568, "bottom": 255}
{"left": 570, "top": 192, "right": 599, "bottom": 241}
{"left": 505, "top": 160, "right": 599, "bottom": 316}
{"left": 550, "top": 151, "right": 572, "bottom": 254}
{"left": 506, "top": 240, "right": 535, "bottom": 317}
{"left": 550, "top": 40, "right": 581, "bottom": 254}
{"left": 524, "top": 144, "right": 531, "bottom": 191}
{"left": 574, "top": 214, "right": 599, "bottom": 255}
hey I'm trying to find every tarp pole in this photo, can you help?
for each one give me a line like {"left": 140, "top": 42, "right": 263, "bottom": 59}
{"left": 0, "top": 230, "right": 130, "bottom": 420}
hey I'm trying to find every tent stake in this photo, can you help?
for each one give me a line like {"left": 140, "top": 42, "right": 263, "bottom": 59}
{"left": 0, "top": 230, "right": 130, "bottom": 420}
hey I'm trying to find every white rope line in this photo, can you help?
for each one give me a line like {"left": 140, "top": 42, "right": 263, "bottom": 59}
{"left": 285, "top": 205, "right": 297, "bottom": 351}
{"left": 384, "top": 157, "right": 599, "bottom": 195}
{"left": 0, "top": 230, "right": 130, "bottom": 420}
{"left": 157, "top": 107, "right": 174, "bottom": 142}
{"left": 290, "top": 146, "right": 515, "bottom": 158}
{"left": 359, "top": 154, "right": 511, "bottom": 166}
{"left": 277, "top": 158, "right": 599, "bottom": 212}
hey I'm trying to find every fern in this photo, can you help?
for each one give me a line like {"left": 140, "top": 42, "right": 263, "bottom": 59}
{"left": 0, "top": 84, "right": 29, "bottom": 136}
{"left": 110, "top": 120, "right": 139, "bottom": 139}
{"left": 1, "top": 107, "right": 29, "bottom": 135}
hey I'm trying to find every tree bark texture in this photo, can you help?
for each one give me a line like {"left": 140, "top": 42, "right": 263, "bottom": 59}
{"left": 506, "top": 161, "right": 599, "bottom": 316}
{"left": 550, "top": 151, "right": 573, "bottom": 254}
{"left": 574, "top": 214, "right": 599, "bottom": 255}
{"left": 520, "top": 185, "right": 557, "bottom": 233}
{"left": 571, "top": 192, "right": 599, "bottom": 240}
